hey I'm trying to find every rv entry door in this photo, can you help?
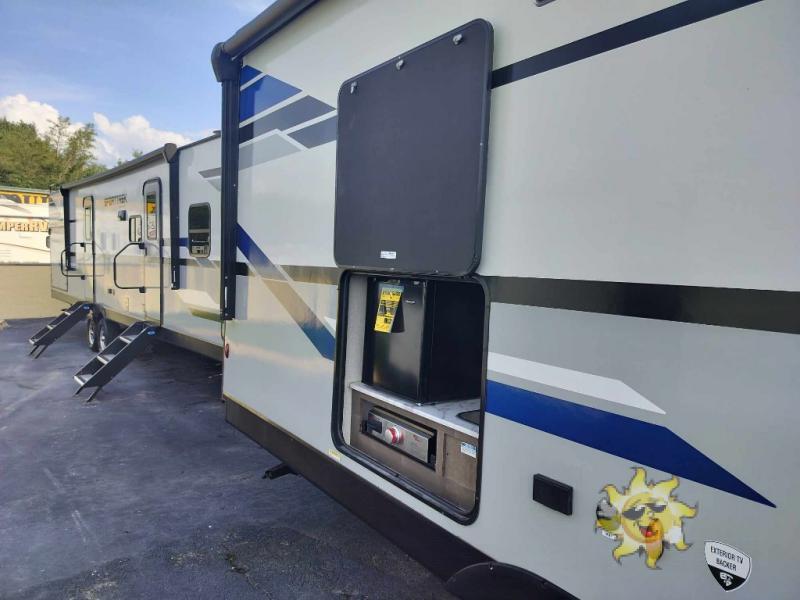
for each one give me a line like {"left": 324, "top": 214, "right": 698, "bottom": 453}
{"left": 49, "top": 192, "right": 67, "bottom": 292}
{"left": 142, "top": 179, "right": 162, "bottom": 323}
{"left": 80, "top": 196, "right": 95, "bottom": 303}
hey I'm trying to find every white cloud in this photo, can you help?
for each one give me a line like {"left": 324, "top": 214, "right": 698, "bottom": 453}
{"left": 93, "top": 113, "right": 191, "bottom": 165}
{"left": 0, "top": 94, "right": 63, "bottom": 135}
{"left": 0, "top": 94, "right": 193, "bottom": 167}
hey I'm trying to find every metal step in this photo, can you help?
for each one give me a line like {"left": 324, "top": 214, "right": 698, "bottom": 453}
{"left": 29, "top": 302, "right": 92, "bottom": 354}
{"left": 74, "top": 322, "right": 159, "bottom": 401}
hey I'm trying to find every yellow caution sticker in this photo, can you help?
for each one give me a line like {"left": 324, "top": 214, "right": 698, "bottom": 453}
{"left": 374, "top": 284, "right": 403, "bottom": 333}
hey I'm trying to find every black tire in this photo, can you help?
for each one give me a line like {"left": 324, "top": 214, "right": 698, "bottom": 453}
{"left": 97, "top": 319, "right": 109, "bottom": 353}
{"left": 86, "top": 317, "right": 99, "bottom": 352}
{"left": 97, "top": 319, "right": 120, "bottom": 353}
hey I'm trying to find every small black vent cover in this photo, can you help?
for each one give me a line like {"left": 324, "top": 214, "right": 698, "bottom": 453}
{"left": 334, "top": 19, "right": 493, "bottom": 276}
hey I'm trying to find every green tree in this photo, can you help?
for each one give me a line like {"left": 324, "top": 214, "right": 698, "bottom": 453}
{"left": 44, "top": 116, "right": 105, "bottom": 183}
{"left": 0, "top": 119, "right": 56, "bottom": 188}
{"left": 0, "top": 116, "right": 106, "bottom": 188}
{"left": 116, "top": 149, "right": 144, "bottom": 167}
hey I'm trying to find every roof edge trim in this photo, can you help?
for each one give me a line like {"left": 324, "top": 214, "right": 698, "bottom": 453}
{"left": 217, "top": 0, "right": 320, "bottom": 62}
{"left": 62, "top": 143, "right": 177, "bottom": 191}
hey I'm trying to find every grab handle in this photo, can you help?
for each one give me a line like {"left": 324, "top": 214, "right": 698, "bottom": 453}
{"left": 60, "top": 243, "right": 86, "bottom": 279}
{"left": 113, "top": 241, "right": 146, "bottom": 293}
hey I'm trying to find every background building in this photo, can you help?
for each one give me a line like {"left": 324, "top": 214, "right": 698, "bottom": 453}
{"left": 0, "top": 185, "right": 62, "bottom": 319}
{"left": 0, "top": 185, "right": 49, "bottom": 264}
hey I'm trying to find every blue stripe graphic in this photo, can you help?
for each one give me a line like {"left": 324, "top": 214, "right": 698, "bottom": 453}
{"left": 231, "top": 227, "right": 771, "bottom": 507}
{"left": 486, "top": 380, "right": 774, "bottom": 507}
{"left": 236, "top": 225, "right": 284, "bottom": 281}
{"left": 239, "top": 75, "right": 301, "bottom": 122}
{"left": 240, "top": 65, "right": 261, "bottom": 87}
{"left": 236, "top": 225, "right": 335, "bottom": 360}
{"left": 178, "top": 237, "right": 188, "bottom": 247}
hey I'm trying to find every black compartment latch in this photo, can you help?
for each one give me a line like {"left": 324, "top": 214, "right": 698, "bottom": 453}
{"left": 532, "top": 474, "right": 573, "bottom": 516}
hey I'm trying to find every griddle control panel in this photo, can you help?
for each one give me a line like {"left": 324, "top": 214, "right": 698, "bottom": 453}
{"left": 363, "top": 408, "right": 435, "bottom": 466}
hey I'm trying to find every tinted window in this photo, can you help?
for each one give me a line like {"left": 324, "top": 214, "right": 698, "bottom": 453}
{"left": 145, "top": 191, "right": 158, "bottom": 240}
{"left": 188, "top": 203, "right": 210, "bottom": 258}
{"left": 83, "top": 196, "right": 93, "bottom": 241}
{"left": 84, "top": 207, "right": 92, "bottom": 241}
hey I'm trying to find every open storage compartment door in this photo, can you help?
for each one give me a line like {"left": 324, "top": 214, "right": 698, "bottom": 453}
{"left": 332, "top": 21, "right": 493, "bottom": 522}
{"left": 336, "top": 273, "right": 487, "bottom": 517}
{"left": 334, "top": 19, "right": 493, "bottom": 275}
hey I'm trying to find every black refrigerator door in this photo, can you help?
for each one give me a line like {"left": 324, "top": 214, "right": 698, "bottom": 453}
{"left": 364, "top": 278, "right": 427, "bottom": 400}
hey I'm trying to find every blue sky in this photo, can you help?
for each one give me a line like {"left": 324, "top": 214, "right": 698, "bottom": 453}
{"left": 0, "top": 0, "right": 273, "bottom": 164}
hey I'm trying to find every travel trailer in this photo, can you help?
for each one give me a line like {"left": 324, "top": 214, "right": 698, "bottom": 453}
{"left": 208, "top": 0, "right": 799, "bottom": 598}
{"left": 31, "top": 135, "right": 223, "bottom": 400}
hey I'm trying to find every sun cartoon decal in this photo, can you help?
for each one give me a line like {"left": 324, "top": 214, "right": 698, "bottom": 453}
{"left": 595, "top": 467, "right": 698, "bottom": 569}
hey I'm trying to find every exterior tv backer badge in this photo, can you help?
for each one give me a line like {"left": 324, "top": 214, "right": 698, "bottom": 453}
{"left": 595, "top": 467, "right": 698, "bottom": 569}
{"left": 705, "top": 542, "right": 751, "bottom": 592}
{"left": 374, "top": 283, "right": 403, "bottom": 333}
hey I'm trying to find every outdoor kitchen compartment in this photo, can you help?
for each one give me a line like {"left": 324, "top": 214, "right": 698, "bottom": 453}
{"left": 362, "top": 276, "right": 484, "bottom": 404}
{"left": 350, "top": 383, "right": 480, "bottom": 510}
{"left": 362, "top": 407, "right": 436, "bottom": 466}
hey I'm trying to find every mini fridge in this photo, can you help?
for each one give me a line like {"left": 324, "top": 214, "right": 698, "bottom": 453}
{"left": 362, "top": 276, "right": 484, "bottom": 403}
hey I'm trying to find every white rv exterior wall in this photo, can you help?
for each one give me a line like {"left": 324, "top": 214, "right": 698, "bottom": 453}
{"left": 58, "top": 136, "right": 222, "bottom": 351}
{"left": 224, "top": 1, "right": 799, "bottom": 597}
{"left": 162, "top": 137, "right": 222, "bottom": 344}
{"left": 239, "top": 0, "right": 799, "bottom": 291}
{"left": 69, "top": 161, "right": 169, "bottom": 319}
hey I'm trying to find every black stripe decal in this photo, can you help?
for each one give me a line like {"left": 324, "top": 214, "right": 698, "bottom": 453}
{"left": 491, "top": 0, "right": 764, "bottom": 88}
{"left": 179, "top": 257, "right": 797, "bottom": 333}
{"left": 486, "top": 276, "right": 800, "bottom": 335}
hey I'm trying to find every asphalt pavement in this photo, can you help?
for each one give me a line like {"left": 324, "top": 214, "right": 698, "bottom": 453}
{"left": 0, "top": 318, "right": 452, "bottom": 599}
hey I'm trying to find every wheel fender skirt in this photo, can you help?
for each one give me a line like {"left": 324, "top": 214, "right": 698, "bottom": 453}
{"left": 445, "top": 561, "right": 577, "bottom": 600}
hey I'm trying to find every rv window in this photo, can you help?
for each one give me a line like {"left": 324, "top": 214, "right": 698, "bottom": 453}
{"left": 83, "top": 206, "right": 92, "bottom": 241}
{"left": 188, "top": 203, "right": 211, "bottom": 258}
{"left": 129, "top": 215, "right": 142, "bottom": 242}
{"left": 82, "top": 196, "right": 93, "bottom": 241}
{"left": 145, "top": 191, "right": 158, "bottom": 240}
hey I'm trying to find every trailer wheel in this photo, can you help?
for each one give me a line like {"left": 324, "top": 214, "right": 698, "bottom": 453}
{"left": 446, "top": 562, "right": 575, "bottom": 600}
{"left": 86, "top": 317, "right": 99, "bottom": 352}
{"left": 97, "top": 319, "right": 119, "bottom": 352}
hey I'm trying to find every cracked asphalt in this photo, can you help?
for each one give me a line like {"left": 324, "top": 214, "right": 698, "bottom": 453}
{"left": 0, "top": 318, "right": 452, "bottom": 599}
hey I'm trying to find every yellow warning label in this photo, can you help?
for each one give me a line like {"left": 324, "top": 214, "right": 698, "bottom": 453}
{"left": 374, "top": 284, "right": 403, "bottom": 333}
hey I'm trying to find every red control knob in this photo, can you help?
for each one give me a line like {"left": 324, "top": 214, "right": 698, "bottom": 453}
{"left": 384, "top": 426, "right": 403, "bottom": 445}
